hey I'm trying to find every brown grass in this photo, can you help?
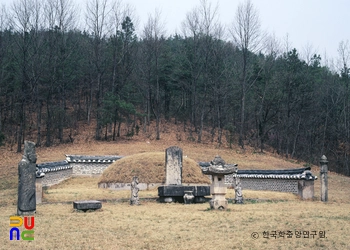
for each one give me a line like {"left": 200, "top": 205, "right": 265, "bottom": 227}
{"left": 1, "top": 121, "right": 350, "bottom": 249}
{"left": 98, "top": 152, "right": 210, "bottom": 184}
{"left": 2, "top": 199, "right": 350, "bottom": 249}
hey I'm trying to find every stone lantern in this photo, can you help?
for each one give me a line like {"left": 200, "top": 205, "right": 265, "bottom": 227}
{"left": 201, "top": 156, "right": 238, "bottom": 210}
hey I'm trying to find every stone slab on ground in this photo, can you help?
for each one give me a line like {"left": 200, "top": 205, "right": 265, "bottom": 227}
{"left": 73, "top": 200, "right": 102, "bottom": 211}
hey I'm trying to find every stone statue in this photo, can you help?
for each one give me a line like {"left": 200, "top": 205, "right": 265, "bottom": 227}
{"left": 234, "top": 175, "right": 243, "bottom": 204}
{"left": 130, "top": 176, "right": 139, "bottom": 205}
{"left": 18, "top": 141, "right": 37, "bottom": 215}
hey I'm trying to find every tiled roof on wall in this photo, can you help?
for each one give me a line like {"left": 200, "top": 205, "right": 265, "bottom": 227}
{"left": 65, "top": 155, "right": 123, "bottom": 163}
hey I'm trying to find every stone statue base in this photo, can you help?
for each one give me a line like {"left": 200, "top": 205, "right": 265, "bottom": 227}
{"left": 210, "top": 194, "right": 228, "bottom": 210}
{"left": 209, "top": 199, "right": 228, "bottom": 210}
{"left": 17, "top": 210, "right": 36, "bottom": 216}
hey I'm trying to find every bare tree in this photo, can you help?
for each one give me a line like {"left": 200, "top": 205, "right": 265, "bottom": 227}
{"left": 338, "top": 40, "right": 350, "bottom": 72}
{"left": 181, "top": 0, "right": 223, "bottom": 142}
{"left": 302, "top": 42, "right": 318, "bottom": 65}
{"left": 109, "top": 0, "right": 136, "bottom": 92}
{"left": 0, "top": 4, "right": 9, "bottom": 31}
{"left": 85, "top": 0, "right": 111, "bottom": 139}
{"left": 338, "top": 40, "right": 350, "bottom": 175}
{"left": 263, "top": 33, "right": 281, "bottom": 58}
{"left": 108, "top": 0, "right": 137, "bottom": 139}
{"left": 44, "top": 0, "right": 77, "bottom": 31}
{"left": 0, "top": 4, "right": 9, "bottom": 143}
{"left": 230, "top": 0, "right": 264, "bottom": 148}
{"left": 141, "top": 9, "right": 165, "bottom": 140}
{"left": 40, "top": 0, "right": 79, "bottom": 145}
{"left": 10, "top": 0, "right": 44, "bottom": 151}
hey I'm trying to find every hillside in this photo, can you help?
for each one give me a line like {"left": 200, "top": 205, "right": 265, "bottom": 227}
{"left": 1, "top": 122, "right": 350, "bottom": 249}
{"left": 1, "top": 120, "right": 349, "bottom": 203}
{"left": 0, "top": 120, "right": 319, "bottom": 189}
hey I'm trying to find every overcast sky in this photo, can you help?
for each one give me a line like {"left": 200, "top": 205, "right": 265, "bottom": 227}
{"left": 2, "top": 0, "right": 349, "bottom": 66}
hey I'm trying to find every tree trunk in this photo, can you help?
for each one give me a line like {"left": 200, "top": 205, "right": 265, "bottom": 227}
{"left": 291, "top": 116, "right": 302, "bottom": 158}
{"left": 197, "top": 106, "right": 205, "bottom": 143}
{"left": 36, "top": 100, "right": 42, "bottom": 147}
{"left": 45, "top": 99, "right": 52, "bottom": 147}
{"left": 239, "top": 86, "right": 245, "bottom": 149}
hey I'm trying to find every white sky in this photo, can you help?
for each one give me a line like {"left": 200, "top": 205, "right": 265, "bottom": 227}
{"left": 2, "top": 0, "right": 349, "bottom": 65}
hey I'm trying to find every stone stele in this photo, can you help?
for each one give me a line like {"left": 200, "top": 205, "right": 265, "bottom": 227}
{"left": 165, "top": 146, "right": 183, "bottom": 185}
{"left": 17, "top": 141, "right": 37, "bottom": 215}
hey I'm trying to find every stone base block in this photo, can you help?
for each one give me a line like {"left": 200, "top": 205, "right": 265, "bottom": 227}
{"left": 36, "top": 178, "right": 42, "bottom": 204}
{"left": 158, "top": 185, "right": 210, "bottom": 203}
{"left": 17, "top": 210, "right": 36, "bottom": 216}
{"left": 158, "top": 185, "right": 210, "bottom": 196}
{"left": 298, "top": 180, "right": 314, "bottom": 199}
{"left": 209, "top": 199, "right": 228, "bottom": 210}
{"left": 73, "top": 200, "right": 102, "bottom": 212}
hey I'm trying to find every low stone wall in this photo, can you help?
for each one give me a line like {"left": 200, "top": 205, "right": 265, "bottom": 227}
{"left": 37, "top": 161, "right": 73, "bottom": 187}
{"left": 66, "top": 155, "right": 122, "bottom": 176}
{"left": 98, "top": 182, "right": 162, "bottom": 190}
{"left": 236, "top": 178, "right": 299, "bottom": 193}
{"left": 223, "top": 169, "right": 317, "bottom": 199}
{"left": 226, "top": 178, "right": 314, "bottom": 199}
{"left": 70, "top": 162, "right": 111, "bottom": 176}
{"left": 42, "top": 168, "right": 73, "bottom": 187}
{"left": 36, "top": 155, "right": 122, "bottom": 187}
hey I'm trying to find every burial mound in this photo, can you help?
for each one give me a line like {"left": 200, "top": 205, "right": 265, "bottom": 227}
{"left": 98, "top": 152, "right": 210, "bottom": 186}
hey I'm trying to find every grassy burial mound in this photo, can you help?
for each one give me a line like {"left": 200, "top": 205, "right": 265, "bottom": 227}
{"left": 98, "top": 152, "right": 210, "bottom": 185}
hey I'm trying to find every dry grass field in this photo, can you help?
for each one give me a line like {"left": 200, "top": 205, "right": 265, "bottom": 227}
{"left": 1, "top": 125, "right": 350, "bottom": 249}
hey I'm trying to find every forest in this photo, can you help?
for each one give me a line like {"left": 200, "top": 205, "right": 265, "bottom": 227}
{"left": 0, "top": 0, "right": 349, "bottom": 176}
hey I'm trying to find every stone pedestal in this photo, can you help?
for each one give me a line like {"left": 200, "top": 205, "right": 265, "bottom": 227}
{"left": 210, "top": 196, "right": 228, "bottom": 210}
{"left": 298, "top": 180, "right": 314, "bottom": 199}
{"left": 158, "top": 185, "right": 210, "bottom": 203}
{"left": 35, "top": 178, "right": 43, "bottom": 204}
{"left": 210, "top": 175, "right": 228, "bottom": 209}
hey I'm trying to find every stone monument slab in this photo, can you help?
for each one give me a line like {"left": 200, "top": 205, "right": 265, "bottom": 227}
{"left": 165, "top": 146, "right": 183, "bottom": 185}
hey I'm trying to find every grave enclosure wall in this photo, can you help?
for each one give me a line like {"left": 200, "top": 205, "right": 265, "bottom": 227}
{"left": 42, "top": 168, "right": 73, "bottom": 187}
{"left": 37, "top": 156, "right": 317, "bottom": 200}
{"left": 224, "top": 171, "right": 316, "bottom": 199}
{"left": 70, "top": 162, "right": 111, "bottom": 176}
{"left": 37, "top": 156, "right": 122, "bottom": 187}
